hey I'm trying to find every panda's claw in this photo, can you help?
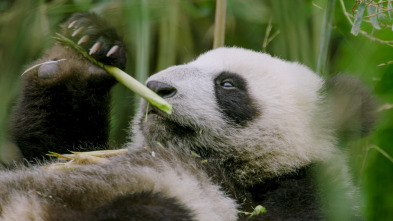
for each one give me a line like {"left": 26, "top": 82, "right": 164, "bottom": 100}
{"left": 89, "top": 41, "right": 101, "bottom": 55}
{"left": 61, "top": 13, "right": 127, "bottom": 69}
{"left": 38, "top": 62, "right": 60, "bottom": 79}
{"left": 77, "top": 35, "right": 89, "bottom": 45}
{"left": 72, "top": 26, "right": 84, "bottom": 37}
{"left": 106, "top": 45, "right": 119, "bottom": 57}
{"left": 67, "top": 20, "right": 77, "bottom": 29}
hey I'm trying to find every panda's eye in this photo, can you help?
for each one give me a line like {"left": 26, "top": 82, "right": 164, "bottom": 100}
{"left": 221, "top": 80, "right": 235, "bottom": 89}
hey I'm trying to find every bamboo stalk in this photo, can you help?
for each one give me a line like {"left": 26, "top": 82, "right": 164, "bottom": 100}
{"left": 213, "top": 0, "right": 227, "bottom": 48}
{"left": 157, "top": 0, "right": 179, "bottom": 70}
{"left": 135, "top": 0, "right": 150, "bottom": 84}
{"left": 316, "top": 0, "right": 336, "bottom": 76}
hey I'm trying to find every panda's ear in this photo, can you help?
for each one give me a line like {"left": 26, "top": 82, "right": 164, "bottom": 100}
{"left": 325, "top": 74, "right": 377, "bottom": 141}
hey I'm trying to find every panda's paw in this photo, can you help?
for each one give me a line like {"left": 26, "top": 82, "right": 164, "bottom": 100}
{"left": 34, "top": 59, "right": 107, "bottom": 80}
{"left": 61, "top": 13, "right": 127, "bottom": 70}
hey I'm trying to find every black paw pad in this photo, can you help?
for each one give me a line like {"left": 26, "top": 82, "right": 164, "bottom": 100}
{"left": 62, "top": 13, "right": 127, "bottom": 70}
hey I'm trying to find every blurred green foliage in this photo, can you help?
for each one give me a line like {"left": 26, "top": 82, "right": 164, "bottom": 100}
{"left": 0, "top": 0, "right": 392, "bottom": 220}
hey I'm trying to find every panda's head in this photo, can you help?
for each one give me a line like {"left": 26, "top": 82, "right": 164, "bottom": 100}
{"left": 130, "top": 47, "right": 366, "bottom": 186}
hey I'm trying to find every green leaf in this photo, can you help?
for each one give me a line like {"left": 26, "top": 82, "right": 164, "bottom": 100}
{"left": 351, "top": 1, "right": 366, "bottom": 36}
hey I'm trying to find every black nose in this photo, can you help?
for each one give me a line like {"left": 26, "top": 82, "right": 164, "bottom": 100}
{"left": 146, "top": 81, "right": 177, "bottom": 98}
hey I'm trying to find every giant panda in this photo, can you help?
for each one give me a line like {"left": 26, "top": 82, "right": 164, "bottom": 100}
{"left": 0, "top": 13, "right": 375, "bottom": 220}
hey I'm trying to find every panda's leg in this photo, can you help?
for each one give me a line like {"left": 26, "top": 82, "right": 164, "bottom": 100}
{"left": 53, "top": 192, "right": 195, "bottom": 221}
{"left": 9, "top": 13, "right": 127, "bottom": 161}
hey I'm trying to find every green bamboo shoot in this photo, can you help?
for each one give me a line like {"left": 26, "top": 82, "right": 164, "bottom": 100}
{"left": 54, "top": 33, "right": 172, "bottom": 115}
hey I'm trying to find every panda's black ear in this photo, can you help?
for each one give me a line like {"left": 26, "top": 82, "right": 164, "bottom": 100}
{"left": 325, "top": 74, "right": 377, "bottom": 140}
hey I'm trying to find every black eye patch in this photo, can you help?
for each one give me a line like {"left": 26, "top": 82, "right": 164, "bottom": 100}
{"left": 214, "top": 72, "right": 260, "bottom": 126}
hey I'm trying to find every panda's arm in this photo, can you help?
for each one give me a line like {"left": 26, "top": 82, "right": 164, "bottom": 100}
{"left": 9, "top": 13, "right": 127, "bottom": 161}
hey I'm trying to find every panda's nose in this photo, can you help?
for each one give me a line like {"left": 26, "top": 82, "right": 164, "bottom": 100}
{"left": 146, "top": 81, "right": 177, "bottom": 99}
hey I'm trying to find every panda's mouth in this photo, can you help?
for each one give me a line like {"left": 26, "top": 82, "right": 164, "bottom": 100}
{"left": 146, "top": 106, "right": 198, "bottom": 136}
{"left": 147, "top": 108, "right": 163, "bottom": 117}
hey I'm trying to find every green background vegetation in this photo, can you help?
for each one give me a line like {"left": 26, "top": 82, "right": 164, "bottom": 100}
{"left": 0, "top": 0, "right": 392, "bottom": 220}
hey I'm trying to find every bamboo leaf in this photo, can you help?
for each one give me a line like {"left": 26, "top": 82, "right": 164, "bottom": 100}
{"left": 377, "top": 60, "right": 393, "bottom": 66}
{"left": 262, "top": 18, "right": 275, "bottom": 52}
{"left": 268, "top": 30, "right": 280, "bottom": 43}
{"left": 351, "top": 1, "right": 366, "bottom": 36}
{"left": 367, "top": 5, "right": 381, "bottom": 30}
{"left": 377, "top": 8, "right": 388, "bottom": 24}
{"left": 369, "top": 145, "right": 393, "bottom": 163}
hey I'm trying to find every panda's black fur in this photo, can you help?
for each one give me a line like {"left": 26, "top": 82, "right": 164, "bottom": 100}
{"left": 1, "top": 13, "right": 376, "bottom": 220}
{"left": 9, "top": 13, "right": 126, "bottom": 161}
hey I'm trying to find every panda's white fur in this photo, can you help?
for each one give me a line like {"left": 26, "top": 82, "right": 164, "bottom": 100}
{"left": 0, "top": 150, "right": 239, "bottom": 221}
{"left": 1, "top": 47, "right": 371, "bottom": 220}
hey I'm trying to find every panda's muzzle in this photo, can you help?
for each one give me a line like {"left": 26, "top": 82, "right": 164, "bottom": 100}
{"left": 146, "top": 81, "right": 177, "bottom": 99}
{"left": 144, "top": 80, "right": 202, "bottom": 136}
{"left": 146, "top": 80, "right": 177, "bottom": 118}
{"left": 147, "top": 107, "right": 166, "bottom": 118}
